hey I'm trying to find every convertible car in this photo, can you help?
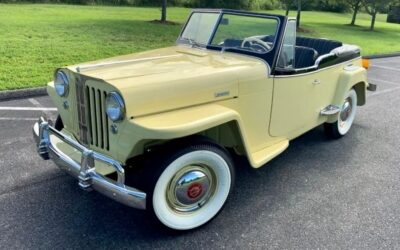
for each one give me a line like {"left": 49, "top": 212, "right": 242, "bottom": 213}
{"left": 33, "top": 9, "right": 376, "bottom": 230}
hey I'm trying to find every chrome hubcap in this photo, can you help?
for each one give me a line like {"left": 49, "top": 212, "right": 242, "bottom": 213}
{"left": 340, "top": 98, "right": 352, "bottom": 125}
{"left": 167, "top": 165, "right": 216, "bottom": 213}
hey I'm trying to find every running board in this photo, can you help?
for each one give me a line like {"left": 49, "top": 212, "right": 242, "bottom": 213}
{"left": 250, "top": 140, "right": 289, "bottom": 168}
{"left": 320, "top": 105, "right": 341, "bottom": 116}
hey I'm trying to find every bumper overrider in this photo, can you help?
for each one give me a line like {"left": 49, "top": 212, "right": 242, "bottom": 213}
{"left": 32, "top": 117, "right": 146, "bottom": 209}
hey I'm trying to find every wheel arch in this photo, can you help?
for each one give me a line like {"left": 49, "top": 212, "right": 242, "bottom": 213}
{"left": 143, "top": 120, "right": 249, "bottom": 159}
{"left": 129, "top": 104, "right": 251, "bottom": 161}
{"left": 335, "top": 67, "right": 368, "bottom": 107}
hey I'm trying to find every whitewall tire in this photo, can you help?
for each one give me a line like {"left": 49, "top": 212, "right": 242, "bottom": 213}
{"left": 148, "top": 143, "right": 235, "bottom": 230}
{"left": 325, "top": 89, "right": 358, "bottom": 139}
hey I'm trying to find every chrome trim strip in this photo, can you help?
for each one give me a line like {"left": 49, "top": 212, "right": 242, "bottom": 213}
{"left": 276, "top": 52, "right": 336, "bottom": 74}
{"left": 32, "top": 117, "right": 146, "bottom": 210}
{"left": 274, "top": 57, "right": 362, "bottom": 78}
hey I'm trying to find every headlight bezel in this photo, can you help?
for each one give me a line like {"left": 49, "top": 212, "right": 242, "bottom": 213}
{"left": 54, "top": 71, "right": 70, "bottom": 97}
{"left": 106, "top": 92, "right": 125, "bottom": 122}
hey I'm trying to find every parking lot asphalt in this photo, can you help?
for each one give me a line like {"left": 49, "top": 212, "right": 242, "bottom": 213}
{"left": 1, "top": 58, "right": 400, "bottom": 249}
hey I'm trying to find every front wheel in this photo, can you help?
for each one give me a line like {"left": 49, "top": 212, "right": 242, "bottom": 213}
{"left": 324, "top": 89, "right": 358, "bottom": 139}
{"left": 147, "top": 142, "right": 235, "bottom": 230}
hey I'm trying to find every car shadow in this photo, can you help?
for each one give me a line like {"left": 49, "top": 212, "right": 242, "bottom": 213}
{"left": 5, "top": 124, "right": 363, "bottom": 248}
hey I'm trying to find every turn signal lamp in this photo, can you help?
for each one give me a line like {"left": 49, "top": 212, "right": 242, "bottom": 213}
{"left": 362, "top": 59, "right": 370, "bottom": 69}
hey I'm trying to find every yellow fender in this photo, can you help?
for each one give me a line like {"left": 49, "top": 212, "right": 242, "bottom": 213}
{"left": 130, "top": 104, "right": 288, "bottom": 168}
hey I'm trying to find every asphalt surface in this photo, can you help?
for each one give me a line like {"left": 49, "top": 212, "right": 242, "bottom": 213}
{"left": 1, "top": 58, "right": 400, "bottom": 249}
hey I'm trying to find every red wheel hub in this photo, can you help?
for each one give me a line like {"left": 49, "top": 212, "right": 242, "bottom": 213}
{"left": 187, "top": 183, "right": 203, "bottom": 199}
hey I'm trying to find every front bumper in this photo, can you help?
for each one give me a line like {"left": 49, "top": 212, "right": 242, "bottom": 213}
{"left": 32, "top": 117, "right": 146, "bottom": 210}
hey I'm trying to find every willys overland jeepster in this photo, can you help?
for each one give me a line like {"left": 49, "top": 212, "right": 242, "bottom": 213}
{"left": 33, "top": 9, "right": 376, "bottom": 230}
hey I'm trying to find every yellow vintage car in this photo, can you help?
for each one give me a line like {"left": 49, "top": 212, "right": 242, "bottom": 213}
{"left": 33, "top": 9, "right": 376, "bottom": 230}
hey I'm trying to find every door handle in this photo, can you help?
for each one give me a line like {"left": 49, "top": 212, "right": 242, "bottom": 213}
{"left": 312, "top": 79, "right": 321, "bottom": 85}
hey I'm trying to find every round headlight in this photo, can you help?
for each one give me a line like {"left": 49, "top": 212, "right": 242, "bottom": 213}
{"left": 106, "top": 92, "right": 125, "bottom": 122}
{"left": 54, "top": 71, "right": 69, "bottom": 97}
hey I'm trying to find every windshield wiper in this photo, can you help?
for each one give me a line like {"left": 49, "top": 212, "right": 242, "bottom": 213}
{"left": 181, "top": 37, "right": 203, "bottom": 48}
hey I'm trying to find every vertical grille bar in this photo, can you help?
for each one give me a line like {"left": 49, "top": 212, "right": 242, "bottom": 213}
{"left": 101, "top": 91, "right": 109, "bottom": 150}
{"left": 76, "top": 79, "right": 89, "bottom": 145}
{"left": 85, "top": 86, "right": 93, "bottom": 145}
{"left": 89, "top": 87, "right": 98, "bottom": 147}
{"left": 96, "top": 89, "right": 103, "bottom": 149}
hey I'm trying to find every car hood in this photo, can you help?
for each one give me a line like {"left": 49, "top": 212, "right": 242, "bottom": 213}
{"left": 69, "top": 46, "right": 266, "bottom": 117}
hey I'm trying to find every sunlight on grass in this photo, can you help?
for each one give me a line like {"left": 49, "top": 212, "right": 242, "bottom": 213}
{"left": 0, "top": 4, "right": 399, "bottom": 90}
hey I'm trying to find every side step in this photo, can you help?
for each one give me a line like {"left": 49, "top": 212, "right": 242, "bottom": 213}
{"left": 320, "top": 105, "right": 341, "bottom": 116}
{"left": 250, "top": 140, "right": 289, "bottom": 168}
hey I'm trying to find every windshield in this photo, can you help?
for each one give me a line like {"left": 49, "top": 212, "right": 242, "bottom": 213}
{"left": 179, "top": 12, "right": 279, "bottom": 54}
{"left": 180, "top": 12, "right": 220, "bottom": 45}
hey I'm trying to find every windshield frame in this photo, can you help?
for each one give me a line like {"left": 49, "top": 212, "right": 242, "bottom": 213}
{"left": 177, "top": 11, "right": 221, "bottom": 47}
{"left": 176, "top": 9, "right": 287, "bottom": 74}
{"left": 177, "top": 9, "right": 282, "bottom": 53}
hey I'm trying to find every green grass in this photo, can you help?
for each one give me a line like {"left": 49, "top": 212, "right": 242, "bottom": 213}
{"left": 0, "top": 4, "right": 399, "bottom": 90}
{"left": 277, "top": 10, "right": 400, "bottom": 56}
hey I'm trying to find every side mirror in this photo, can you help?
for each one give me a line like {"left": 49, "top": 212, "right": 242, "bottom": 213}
{"left": 220, "top": 18, "right": 229, "bottom": 25}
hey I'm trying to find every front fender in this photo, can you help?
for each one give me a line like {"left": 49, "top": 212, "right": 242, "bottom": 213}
{"left": 115, "top": 103, "right": 254, "bottom": 163}
{"left": 131, "top": 104, "right": 243, "bottom": 139}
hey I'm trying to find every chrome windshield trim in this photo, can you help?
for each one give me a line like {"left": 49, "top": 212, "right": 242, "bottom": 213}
{"left": 177, "top": 9, "right": 282, "bottom": 55}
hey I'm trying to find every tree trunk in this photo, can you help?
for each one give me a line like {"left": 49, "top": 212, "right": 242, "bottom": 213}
{"left": 285, "top": 4, "right": 290, "bottom": 16}
{"left": 161, "top": 0, "right": 167, "bottom": 22}
{"left": 370, "top": 11, "right": 377, "bottom": 31}
{"left": 350, "top": 3, "right": 360, "bottom": 25}
{"left": 296, "top": 0, "right": 301, "bottom": 28}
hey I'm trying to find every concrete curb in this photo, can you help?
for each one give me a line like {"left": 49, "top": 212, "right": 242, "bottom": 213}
{"left": 363, "top": 52, "right": 400, "bottom": 59}
{"left": 0, "top": 87, "right": 47, "bottom": 101}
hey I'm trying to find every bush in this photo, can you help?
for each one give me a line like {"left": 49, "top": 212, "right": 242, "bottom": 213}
{"left": 249, "top": 0, "right": 279, "bottom": 10}
{"left": 314, "top": 0, "right": 348, "bottom": 13}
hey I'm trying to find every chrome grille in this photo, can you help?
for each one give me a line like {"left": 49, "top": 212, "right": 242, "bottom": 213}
{"left": 76, "top": 80, "right": 90, "bottom": 145}
{"left": 76, "top": 80, "right": 110, "bottom": 150}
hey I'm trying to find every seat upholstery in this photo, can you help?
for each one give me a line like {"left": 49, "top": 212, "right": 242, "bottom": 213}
{"left": 223, "top": 38, "right": 242, "bottom": 48}
{"left": 295, "top": 46, "right": 318, "bottom": 68}
{"left": 296, "top": 37, "right": 342, "bottom": 56}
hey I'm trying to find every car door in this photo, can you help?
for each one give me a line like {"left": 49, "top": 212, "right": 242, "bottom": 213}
{"left": 269, "top": 20, "right": 340, "bottom": 139}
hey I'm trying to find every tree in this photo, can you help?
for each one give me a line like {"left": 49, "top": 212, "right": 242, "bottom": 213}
{"left": 296, "top": 0, "right": 302, "bottom": 28}
{"left": 279, "top": 0, "right": 293, "bottom": 16}
{"left": 161, "top": 0, "right": 167, "bottom": 22}
{"left": 364, "top": 0, "right": 389, "bottom": 31}
{"left": 345, "top": 0, "right": 362, "bottom": 25}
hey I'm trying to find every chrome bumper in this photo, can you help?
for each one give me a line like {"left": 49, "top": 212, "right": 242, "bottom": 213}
{"left": 32, "top": 117, "right": 146, "bottom": 210}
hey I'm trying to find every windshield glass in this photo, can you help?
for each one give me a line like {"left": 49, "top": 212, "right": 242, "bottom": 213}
{"left": 180, "top": 12, "right": 220, "bottom": 45}
{"left": 179, "top": 12, "right": 279, "bottom": 53}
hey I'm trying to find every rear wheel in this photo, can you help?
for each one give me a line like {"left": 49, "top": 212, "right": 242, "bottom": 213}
{"left": 325, "top": 89, "right": 357, "bottom": 139}
{"left": 145, "top": 142, "right": 235, "bottom": 230}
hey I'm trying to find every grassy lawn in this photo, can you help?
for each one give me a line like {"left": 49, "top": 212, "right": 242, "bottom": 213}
{"left": 0, "top": 4, "right": 399, "bottom": 90}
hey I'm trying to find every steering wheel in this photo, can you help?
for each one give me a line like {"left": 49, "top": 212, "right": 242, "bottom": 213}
{"left": 241, "top": 36, "right": 272, "bottom": 52}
